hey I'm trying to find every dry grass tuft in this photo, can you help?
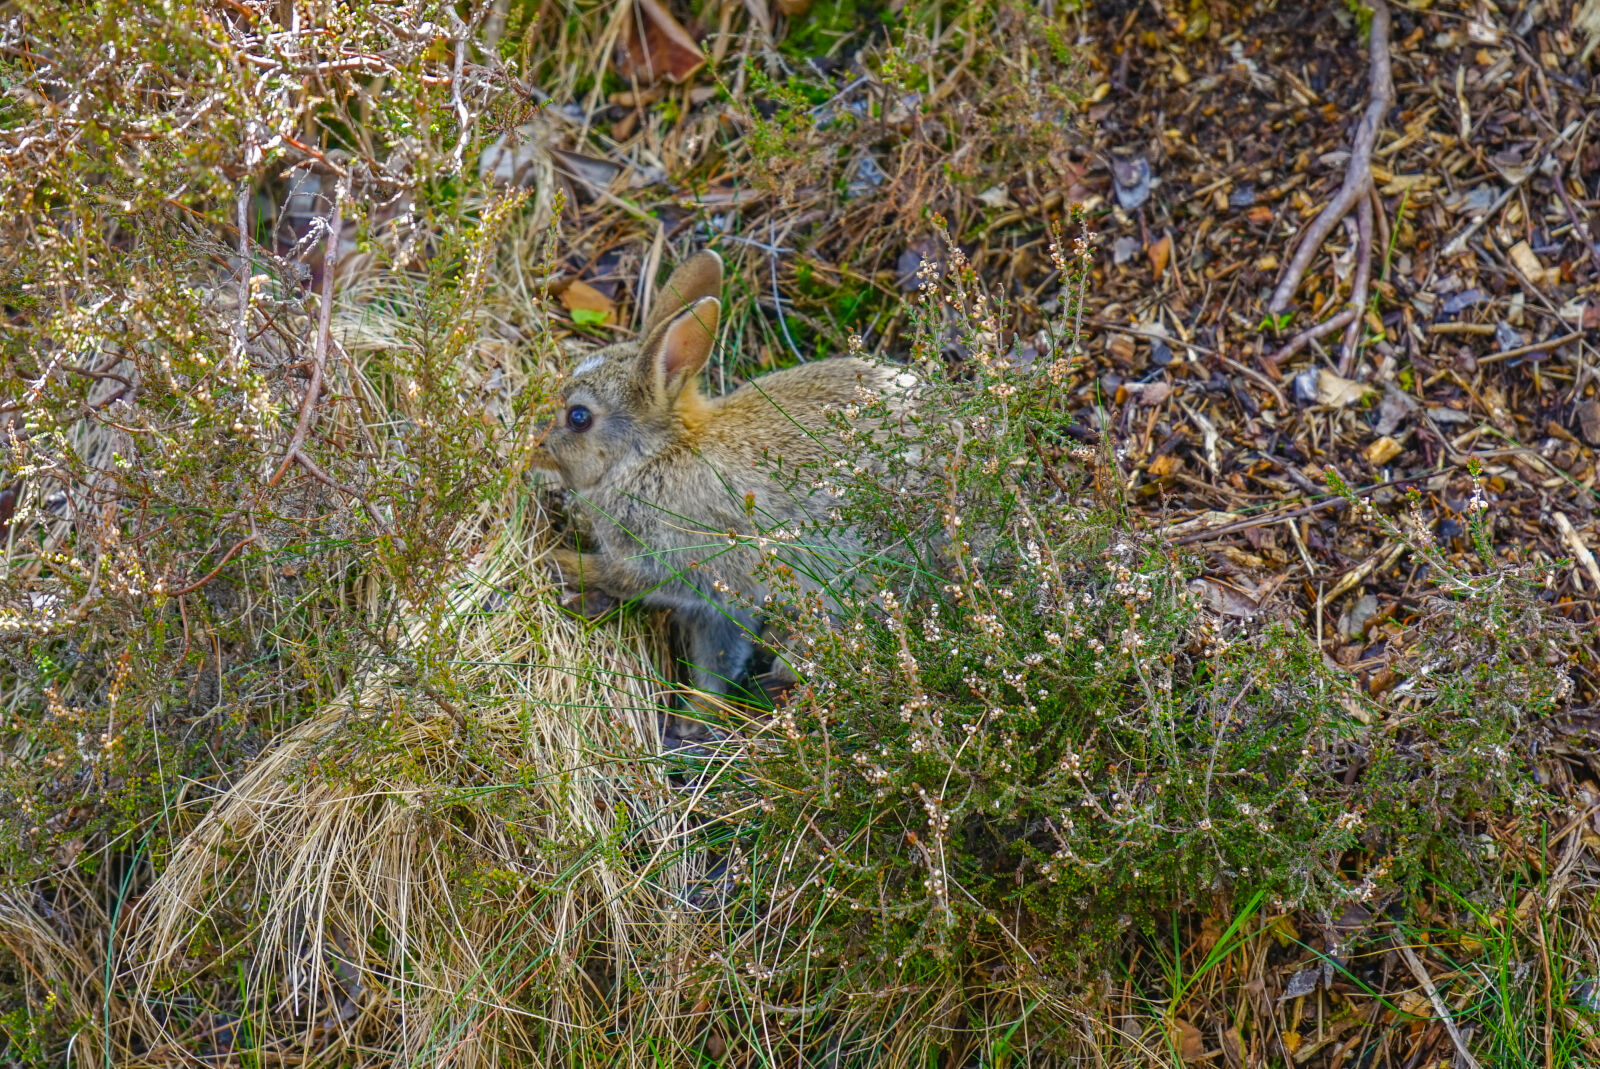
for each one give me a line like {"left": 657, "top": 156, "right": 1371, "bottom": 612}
{"left": 121, "top": 508, "right": 688, "bottom": 1067}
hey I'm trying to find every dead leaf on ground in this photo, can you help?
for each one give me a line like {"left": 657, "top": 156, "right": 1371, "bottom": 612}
{"left": 479, "top": 122, "right": 551, "bottom": 188}
{"left": 1379, "top": 173, "right": 1437, "bottom": 195}
{"left": 548, "top": 147, "right": 624, "bottom": 195}
{"left": 559, "top": 280, "right": 615, "bottom": 324}
{"left": 1148, "top": 453, "right": 1183, "bottom": 478}
{"left": 617, "top": 0, "right": 705, "bottom": 85}
{"left": 1147, "top": 233, "right": 1172, "bottom": 276}
{"left": 1279, "top": 961, "right": 1324, "bottom": 1001}
{"left": 1171, "top": 1017, "right": 1206, "bottom": 1062}
{"left": 1364, "top": 435, "right": 1403, "bottom": 465}
{"left": 1574, "top": 399, "right": 1600, "bottom": 447}
{"left": 1127, "top": 380, "right": 1172, "bottom": 406}
{"left": 1315, "top": 369, "right": 1375, "bottom": 408}
{"left": 1111, "top": 153, "right": 1152, "bottom": 210}
{"left": 1189, "top": 578, "right": 1260, "bottom": 618}
{"left": 1508, "top": 240, "right": 1560, "bottom": 286}
{"left": 1221, "top": 1026, "right": 1244, "bottom": 1069}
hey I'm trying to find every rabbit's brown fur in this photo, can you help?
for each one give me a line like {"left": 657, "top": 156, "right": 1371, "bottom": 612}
{"left": 539, "top": 250, "right": 910, "bottom": 695}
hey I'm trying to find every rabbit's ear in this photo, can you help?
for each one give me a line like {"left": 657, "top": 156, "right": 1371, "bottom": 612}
{"left": 640, "top": 296, "right": 720, "bottom": 403}
{"left": 644, "top": 250, "right": 723, "bottom": 334}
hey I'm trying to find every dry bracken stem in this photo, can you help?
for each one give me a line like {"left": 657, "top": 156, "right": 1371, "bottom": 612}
{"left": 166, "top": 536, "right": 257, "bottom": 597}
{"left": 1395, "top": 940, "right": 1483, "bottom": 1069}
{"left": 1336, "top": 191, "right": 1375, "bottom": 375}
{"left": 1268, "top": 306, "right": 1360, "bottom": 369}
{"left": 1265, "top": 0, "right": 1392, "bottom": 367}
{"left": 235, "top": 178, "right": 250, "bottom": 361}
{"left": 1024, "top": 423, "right": 1074, "bottom": 498}
{"left": 270, "top": 185, "right": 343, "bottom": 486}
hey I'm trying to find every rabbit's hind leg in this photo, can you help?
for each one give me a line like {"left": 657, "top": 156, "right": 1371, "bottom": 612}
{"left": 681, "top": 607, "right": 758, "bottom": 697}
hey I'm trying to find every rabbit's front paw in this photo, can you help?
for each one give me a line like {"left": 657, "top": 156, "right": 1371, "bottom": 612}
{"left": 549, "top": 549, "right": 620, "bottom": 617}
{"left": 562, "top": 587, "right": 619, "bottom": 619}
{"left": 548, "top": 547, "right": 620, "bottom": 596}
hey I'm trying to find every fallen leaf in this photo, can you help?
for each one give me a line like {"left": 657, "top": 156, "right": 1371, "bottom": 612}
{"left": 1379, "top": 173, "right": 1436, "bottom": 195}
{"left": 1508, "top": 240, "right": 1559, "bottom": 286}
{"left": 1574, "top": 399, "right": 1600, "bottom": 448}
{"left": 1147, "top": 233, "right": 1172, "bottom": 276}
{"left": 1279, "top": 962, "right": 1323, "bottom": 1001}
{"left": 1129, "top": 380, "right": 1172, "bottom": 406}
{"left": 548, "top": 147, "right": 623, "bottom": 195}
{"left": 1339, "top": 593, "right": 1379, "bottom": 639}
{"left": 1148, "top": 453, "right": 1183, "bottom": 478}
{"left": 704, "top": 1027, "right": 726, "bottom": 1058}
{"left": 1439, "top": 287, "right": 1487, "bottom": 315}
{"left": 1364, "top": 435, "right": 1403, "bottom": 465}
{"left": 1188, "top": 578, "right": 1260, "bottom": 618}
{"left": 608, "top": 87, "right": 664, "bottom": 108}
{"left": 977, "top": 185, "right": 1014, "bottom": 209}
{"left": 1106, "top": 334, "right": 1137, "bottom": 367}
{"left": 1111, "top": 154, "right": 1151, "bottom": 210}
{"left": 775, "top": 0, "right": 811, "bottom": 14}
{"left": 1314, "top": 369, "right": 1374, "bottom": 408}
{"left": 616, "top": 0, "right": 705, "bottom": 85}
{"left": 1373, "top": 387, "right": 1418, "bottom": 436}
{"left": 1397, "top": 990, "right": 1432, "bottom": 1019}
{"left": 560, "top": 280, "right": 615, "bottom": 323}
{"left": 1221, "top": 1027, "right": 1244, "bottom": 1069}
{"left": 1426, "top": 404, "right": 1473, "bottom": 425}
{"left": 1171, "top": 1018, "right": 1206, "bottom": 1062}
{"left": 479, "top": 122, "right": 549, "bottom": 187}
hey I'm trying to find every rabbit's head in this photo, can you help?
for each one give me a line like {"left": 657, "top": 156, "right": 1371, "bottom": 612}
{"left": 542, "top": 251, "right": 724, "bottom": 492}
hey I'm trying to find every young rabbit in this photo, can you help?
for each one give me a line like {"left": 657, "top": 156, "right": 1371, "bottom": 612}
{"left": 540, "top": 249, "right": 910, "bottom": 698}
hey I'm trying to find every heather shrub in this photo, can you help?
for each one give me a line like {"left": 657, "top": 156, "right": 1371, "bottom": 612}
{"left": 699, "top": 217, "right": 1576, "bottom": 1044}
{"left": 0, "top": 2, "right": 1588, "bottom": 1065}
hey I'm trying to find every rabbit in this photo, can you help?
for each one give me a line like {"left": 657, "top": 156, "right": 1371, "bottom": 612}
{"left": 538, "top": 249, "right": 912, "bottom": 700}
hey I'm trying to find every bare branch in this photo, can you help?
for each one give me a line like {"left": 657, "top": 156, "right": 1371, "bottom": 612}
{"left": 165, "top": 535, "right": 258, "bottom": 597}
{"left": 269, "top": 184, "right": 343, "bottom": 487}
{"left": 1264, "top": 0, "right": 1393, "bottom": 369}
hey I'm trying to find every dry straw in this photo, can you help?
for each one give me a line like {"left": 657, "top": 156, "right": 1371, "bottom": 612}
{"left": 122, "top": 504, "right": 697, "bottom": 1067}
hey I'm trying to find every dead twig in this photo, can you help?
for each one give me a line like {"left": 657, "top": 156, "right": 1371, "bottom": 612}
{"left": 1167, "top": 472, "right": 1432, "bottom": 547}
{"left": 1082, "top": 318, "right": 1217, "bottom": 355}
{"left": 1394, "top": 939, "right": 1483, "bottom": 1069}
{"left": 1265, "top": 0, "right": 1392, "bottom": 372}
{"left": 770, "top": 217, "right": 805, "bottom": 363}
{"left": 1024, "top": 424, "right": 1075, "bottom": 498}
{"left": 1548, "top": 511, "right": 1600, "bottom": 592}
{"left": 1336, "top": 191, "right": 1375, "bottom": 372}
{"left": 1477, "top": 330, "right": 1584, "bottom": 365}
{"left": 270, "top": 187, "right": 343, "bottom": 487}
{"left": 65, "top": 360, "right": 132, "bottom": 391}
{"left": 235, "top": 177, "right": 251, "bottom": 359}
{"left": 1439, "top": 120, "right": 1581, "bottom": 258}
{"left": 165, "top": 535, "right": 258, "bottom": 596}
{"left": 1551, "top": 174, "right": 1600, "bottom": 275}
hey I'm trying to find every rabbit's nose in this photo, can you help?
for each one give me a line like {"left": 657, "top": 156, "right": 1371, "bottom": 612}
{"left": 529, "top": 441, "right": 561, "bottom": 472}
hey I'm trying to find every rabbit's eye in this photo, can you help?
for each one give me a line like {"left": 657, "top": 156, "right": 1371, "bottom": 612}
{"left": 567, "top": 404, "right": 593, "bottom": 432}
